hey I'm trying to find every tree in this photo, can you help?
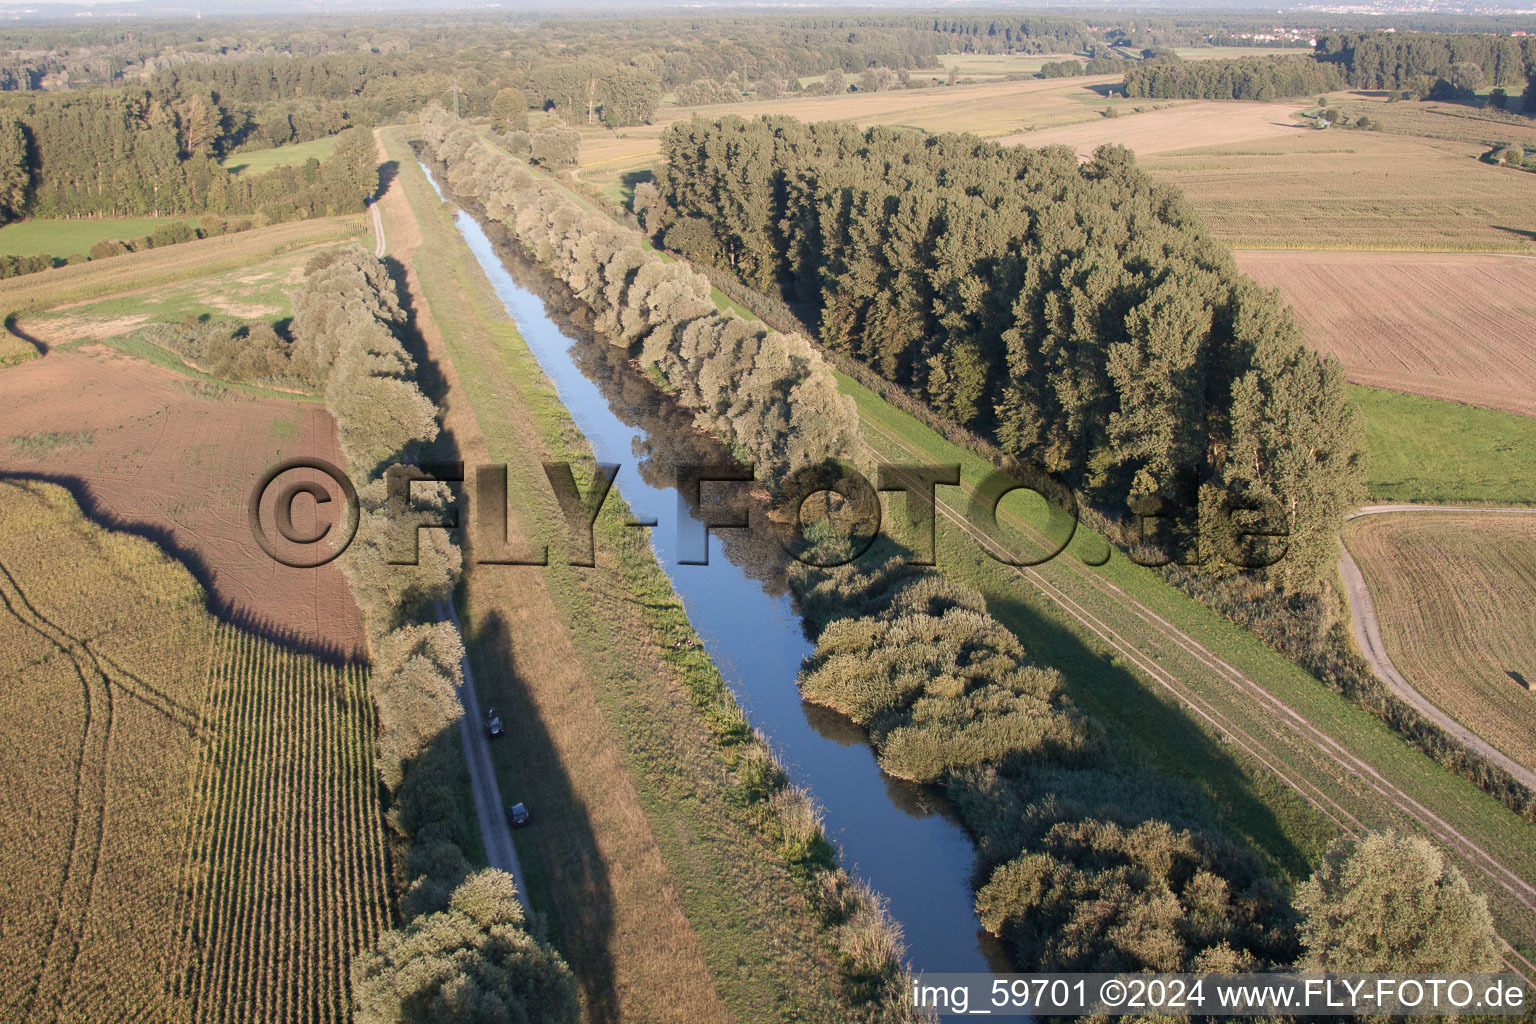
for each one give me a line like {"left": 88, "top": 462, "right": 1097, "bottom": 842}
{"left": 0, "top": 116, "right": 31, "bottom": 223}
{"left": 351, "top": 869, "right": 581, "bottom": 1024}
{"left": 823, "top": 68, "right": 846, "bottom": 93}
{"left": 489, "top": 87, "right": 528, "bottom": 133}
{"left": 530, "top": 126, "right": 581, "bottom": 170}
{"left": 1296, "top": 832, "right": 1503, "bottom": 973}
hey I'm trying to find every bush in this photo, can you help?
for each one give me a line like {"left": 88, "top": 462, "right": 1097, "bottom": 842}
{"left": 1297, "top": 832, "right": 1502, "bottom": 972}
{"left": 148, "top": 220, "right": 196, "bottom": 248}
{"left": 88, "top": 238, "right": 129, "bottom": 261}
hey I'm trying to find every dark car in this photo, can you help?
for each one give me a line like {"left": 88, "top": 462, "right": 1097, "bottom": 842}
{"left": 486, "top": 708, "right": 503, "bottom": 739}
{"left": 506, "top": 802, "right": 530, "bottom": 827}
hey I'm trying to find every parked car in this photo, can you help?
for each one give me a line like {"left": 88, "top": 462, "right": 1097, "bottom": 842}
{"left": 506, "top": 802, "right": 530, "bottom": 827}
{"left": 486, "top": 708, "right": 503, "bottom": 739}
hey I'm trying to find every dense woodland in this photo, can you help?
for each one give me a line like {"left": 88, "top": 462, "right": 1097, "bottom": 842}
{"left": 0, "top": 89, "right": 378, "bottom": 222}
{"left": 1124, "top": 31, "right": 1536, "bottom": 102}
{"left": 653, "top": 116, "right": 1365, "bottom": 592}
{"left": 1124, "top": 54, "right": 1345, "bottom": 100}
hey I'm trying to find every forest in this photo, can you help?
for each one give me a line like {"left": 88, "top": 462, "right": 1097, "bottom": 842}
{"left": 1123, "top": 54, "right": 1346, "bottom": 100}
{"left": 651, "top": 116, "right": 1365, "bottom": 592}
{"left": 0, "top": 89, "right": 379, "bottom": 222}
{"left": 1315, "top": 30, "right": 1536, "bottom": 91}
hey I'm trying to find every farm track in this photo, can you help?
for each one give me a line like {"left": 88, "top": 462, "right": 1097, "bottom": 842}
{"left": 1339, "top": 505, "right": 1536, "bottom": 793}
{"left": 857, "top": 417, "right": 1536, "bottom": 979}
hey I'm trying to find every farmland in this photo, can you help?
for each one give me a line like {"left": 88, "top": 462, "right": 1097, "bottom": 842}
{"left": 576, "top": 74, "right": 1142, "bottom": 199}
{"left": 1235, "top": 249, "right": 1536, "bottom": 416}
{"left": 993, "top": 98, "right": 1308, "bottom": 155}
{"left": 1141, "top": 120, "right": 1536, "bottom": 251}
{"left": 0, "top": 340, "right": 366, "bottom": 657}
{"left": 1343, "top": 512, "right": 1536, "bottom": 774}
{"left": 0, "top": 479, "right": 386, "bottom": 1023}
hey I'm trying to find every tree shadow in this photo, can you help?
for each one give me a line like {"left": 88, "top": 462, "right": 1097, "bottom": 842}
{"left": 6, "top": 315, "right": 47, "bottom": 357}
{"left": 464, "top": 608, "right": 620, "bottom": 1021}
{"left": 1494, "top": 225, "right": 1536, "bottom": 243}
{"left": 616, "top": 169, "right": 653, "bottom": 211}
{"left": 0, "top": 469, "right": 364, "bottom": 666}
{"left": 985, "top": 589, "right": 1314, "bottom": 882}
{"left": 376, "top": 159, "right": 400, "bottom": 200}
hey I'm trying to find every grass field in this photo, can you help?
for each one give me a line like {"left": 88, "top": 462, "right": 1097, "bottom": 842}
{"left": 0, "top": 216, "right": 364, "bottom": 370}
{"left": 1352, "top": 385, "right": 1536, "bottom": 505}
{"left": 220, "top": 135, "right": 337, "bottom": 175}
{"left": 1344, "top": 512, "right": 1536, "bottom": 773}
{"left": 1235, "top": 249, "right": 1536, "bottom": 416}
{"left": 379, "top": 127, "right": 863, "bottom": 1021}
{"left": 0, "top": 478, "right": 387, "bottom": 1023}
{"left": 0, "top": 216, "right": 203, "bottom": 259}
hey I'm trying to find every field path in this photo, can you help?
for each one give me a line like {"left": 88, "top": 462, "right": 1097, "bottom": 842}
{"left": 440, "top": 599, "right": 530, "bottom": 908}
{"left": 1339, "top": 505, "right": 1536, "bottom": 793}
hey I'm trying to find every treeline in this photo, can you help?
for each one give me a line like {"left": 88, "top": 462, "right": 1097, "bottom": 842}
{"left": 1039, "top": 57, "right": 1123, "bottom": 78}
{"left": 284, "top": 248, "right": 580, "bottom": 1020}
{"left": 0, "top": 91, "right": 379, "bottom": 222}
{"left": 419, "top": 105, "right": 858, "bottom": 483}
{"left": 653, "top": 116, "right": 1364, "bottom": 592}
{"left": 1316, "top": 31, "right": 1536, "bottom": 90}
{"left": 793, "top": 550, "right": 1297, "bottom": 971}
{"left": 1124, "top": 54, "right": 1346, "bottom": 100}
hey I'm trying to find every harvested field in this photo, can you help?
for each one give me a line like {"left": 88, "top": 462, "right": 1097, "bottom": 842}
{"left": 1235, "top": 249, "right": 1536, "bottom": 417}
{"left": 1142, "top": 128, "right": 1536, "bottom": 251}
{"left": 1344, "top": 511, "right": 1536, "bottom": 773}
{"left": 0, "top": 479, "right": 387, "bottom": 1023}
{"left": 994, "top": 99, "right": 1308, "bottom": 156}
{"left": 0, "top": 345, "right": 366, "bottom": 657}
{"left": 578, "top": 75, "right": 1135, "bottom": 195}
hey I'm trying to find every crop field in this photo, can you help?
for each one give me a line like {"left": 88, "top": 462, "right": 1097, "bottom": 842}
{"left": 0, "top": 344, "right": 366, "bottom": 657}
{"left": 0, "top": 479, "right": 386, "bottom": 1023}
{"left": 1352, "top": 386, "right": 1536, "bottom": 505}
{"left": 169, "top": 623, "right": 390, "bottom": 1024}
{"left": 1235, "top": 249, "right": 1536, "bottom": 416}
{"left": 1141, "top": 124, "right": 1536, "bottom": 251}
{"left": 1344, "top": 512, "right": 1536, "bottom": 773}
{"left": 993, "top": 99, "right": 1308, "bottom": 156}
{"left": 220, "top": 136, "right": 338, "bottom": 175}
{"left": 0, "top": 217, "right": 204, "bottom": 259}
{"left": 577, "top": 74, "right": 1138, "bottom": 196}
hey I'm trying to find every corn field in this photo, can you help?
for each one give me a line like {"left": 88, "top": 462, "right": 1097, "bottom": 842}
{"left": 168, "top": 623, "right": 392, "bottom": 1024}
{"left": 0, "top": 480, "right": 392, "bottom": 1024}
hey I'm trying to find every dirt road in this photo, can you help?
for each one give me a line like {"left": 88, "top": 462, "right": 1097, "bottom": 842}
{"left": 441, "top": 599, "right": 530, "bottom": 908}
{"left": 1339, "top": 505, "right": 1536, "bottom": 793}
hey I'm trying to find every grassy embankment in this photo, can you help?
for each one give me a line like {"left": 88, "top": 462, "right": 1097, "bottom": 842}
{"left": 477, "top": 126, "right": 1536, "bottom": 964}
{"left": 378, "top": 126, "right": 870, "bottom": 1022}
{"left": 0, "top": 215, "right": 364, "bottom": 370}
{"left": 842, "top": 367, "right": 1536, "bottom": 960}
{"left": 1352, "top": 385, "right": 1536, "bottom": 505}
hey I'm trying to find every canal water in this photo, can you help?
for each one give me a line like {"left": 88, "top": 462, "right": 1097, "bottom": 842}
{"left": 416, "top": 157, "right": 1008, "bottom": 982}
